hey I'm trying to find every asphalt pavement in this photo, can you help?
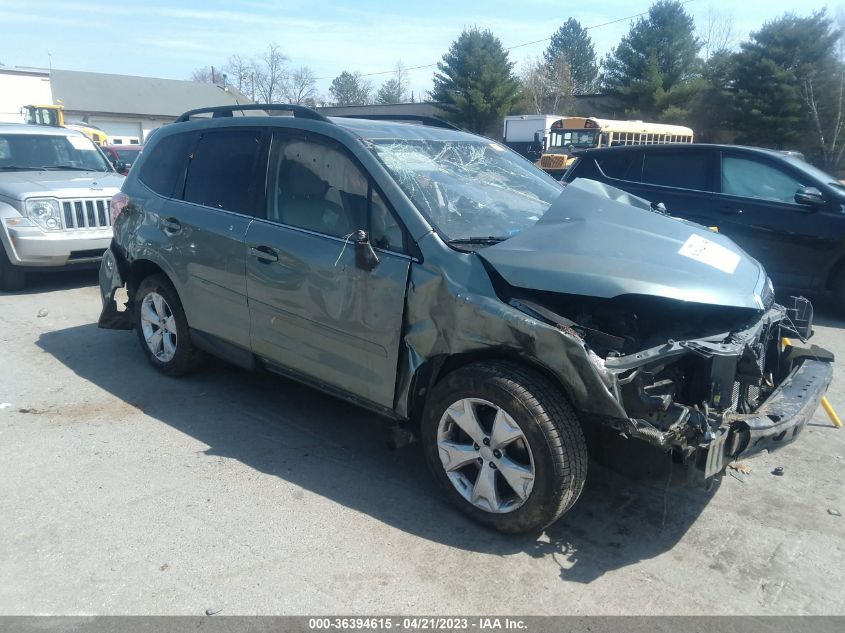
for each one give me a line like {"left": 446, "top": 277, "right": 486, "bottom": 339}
{"left": 1, "top": 270, "right": 844, "bottom": 615}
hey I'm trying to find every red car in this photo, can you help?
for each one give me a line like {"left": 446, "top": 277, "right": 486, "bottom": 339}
{"left": 101, "top": 145, "right": 143, "bottom": 175}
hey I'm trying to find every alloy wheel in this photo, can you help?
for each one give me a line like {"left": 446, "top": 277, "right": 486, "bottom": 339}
{"left": 140, "top": 291, "right": 178, "bottom": 363}
{"left": 436, "top": 398, "right": 535, "bottom": 514}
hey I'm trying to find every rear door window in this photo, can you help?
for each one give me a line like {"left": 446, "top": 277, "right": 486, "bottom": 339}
{"left": 596, "top": 151, "right": 643, "bottom": 181}
{"left": 183, "top": 129, "right": 264, "bottom": 214}
{"left": 642, "top": 150, "right": 713, "bottom": 191}
{"left": 721, "top": 155, "right": 802, "bottom": 204}
{"left": 139, "top": 132, "right": 195, "bottom": 198}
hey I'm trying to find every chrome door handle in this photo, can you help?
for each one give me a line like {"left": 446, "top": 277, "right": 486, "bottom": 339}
{"left": 249, "top": 246, "right": 278, "bottom": 262}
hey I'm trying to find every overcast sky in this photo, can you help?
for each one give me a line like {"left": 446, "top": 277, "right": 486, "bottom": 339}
{"left": 0, "top": 0, "right": 838, "bottom": 98}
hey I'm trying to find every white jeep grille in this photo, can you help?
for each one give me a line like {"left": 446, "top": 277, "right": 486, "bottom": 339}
{"left": 61, "top": 198, "right": 111, "bottom": 230}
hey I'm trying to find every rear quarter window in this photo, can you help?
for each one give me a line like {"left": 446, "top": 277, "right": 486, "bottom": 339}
{"left": 183, "top": 129, "right": 263, "bottom": 214}
{"left": 138, "top": 132, "right": 195, "bottom": 198}
{"left": 595, "top": 152, "right": 643, "bottom": 181}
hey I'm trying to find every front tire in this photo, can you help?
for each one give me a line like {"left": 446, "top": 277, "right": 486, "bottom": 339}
{"left": 134, "top": 274, "right": 206, "bottom": 376}
{"left": 421, "top": 361, "right": 588, "bottom": 534}
{"left": 0, "top": 244, "right": 26, "bottom": 292}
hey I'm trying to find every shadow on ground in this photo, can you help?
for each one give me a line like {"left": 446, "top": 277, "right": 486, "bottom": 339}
{"left": 1, "top": 268, "right": 98, "bottom": 296}
{"left": 38, "top": 322, "right": 720, "bottom": 584}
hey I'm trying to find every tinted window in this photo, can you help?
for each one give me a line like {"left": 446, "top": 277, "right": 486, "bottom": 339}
{"left": 722, "top": 155, "right": 802, "bottom": 204}
{"left": 596, "top": 152, "right": 642, "bottom": 181}
{"left": 139, "top": 132, "right": 195, "bottom": 198}
{"left": 268, "top": 136, "right": 405, "bottom": 252}
{"left": 183, "top": 129, "right": 262, "bottom": 214}
{"left": 642, "top": 151, "right": 711, "bottom": 190}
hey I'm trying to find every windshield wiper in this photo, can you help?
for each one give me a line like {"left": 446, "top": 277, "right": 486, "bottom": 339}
{"left": 38, "top": 165, "right": 101, "bottom": 171}
{"left": 0, "top": 165, "right": 101, "bottom": 172}
{"left": 447, "top": 236, "right": 508, "bottom": 245}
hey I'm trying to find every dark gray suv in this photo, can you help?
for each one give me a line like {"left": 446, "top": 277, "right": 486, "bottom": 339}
{"left": 98, "top": 105, "right": 833, "bottom": 533}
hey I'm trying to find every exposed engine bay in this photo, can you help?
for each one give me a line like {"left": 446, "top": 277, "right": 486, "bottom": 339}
{"left": 507, "top": 287, "right": 831, "bottom": 477}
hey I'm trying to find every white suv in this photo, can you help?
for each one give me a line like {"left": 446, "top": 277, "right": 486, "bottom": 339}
{"left": 0, "top": 124, "right": 124, "bottom": 290}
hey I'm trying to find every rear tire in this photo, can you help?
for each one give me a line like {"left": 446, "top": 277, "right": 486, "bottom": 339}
{"left": 0, "top": 244, "right": 26, "bottom": 292}
{"left": 134, "top": 274, "right": 207, "bottom": 376}
{"left": 421, "top": 361, "right": 588, "bottom": 534}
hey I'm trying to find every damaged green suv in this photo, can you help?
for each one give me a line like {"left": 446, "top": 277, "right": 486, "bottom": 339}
{"left": 99, "top": 105, "right": 834, "bottom": 534}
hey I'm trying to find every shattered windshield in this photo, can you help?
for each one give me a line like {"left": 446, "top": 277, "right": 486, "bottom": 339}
{"left": 371, "top": 139, "right": 563, "bottom": 243}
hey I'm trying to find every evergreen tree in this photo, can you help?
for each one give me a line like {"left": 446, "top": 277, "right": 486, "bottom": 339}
{"left": 601, "top": 0, "right": 702, "bottom": 119}
{"left": 432, "top": 28, "right": 521, "bottom": 133}
{"left": 543, "top": 18, "right": 598, "bottom": 94}
{"left": 376, "top": 63, "right": 410, "bottom": 104}
{"left": 376, "top": 79, "right": 404, "bottom": 104}
{"left": 731, "top": 10, "right": 845, "bottom": 169}
{"left": 689, "top": 51, "right": 736, "bottom": 142}
{"left": 329, "top": 71, "right": 372, "bottom": 105}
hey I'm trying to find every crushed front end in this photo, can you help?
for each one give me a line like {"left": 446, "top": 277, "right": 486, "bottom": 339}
{"left": 514, "top": 293, "right": 834, "bottom": 480}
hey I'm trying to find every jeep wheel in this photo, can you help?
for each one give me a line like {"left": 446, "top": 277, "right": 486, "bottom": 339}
{"left": 134, "top": 275, "right": 206, "bottom": 376}
{"left": 0, "top": 244, "right": 26, "bottom": 292}
{"left": 421, "top": 361, "right": 588, "bottom": 534}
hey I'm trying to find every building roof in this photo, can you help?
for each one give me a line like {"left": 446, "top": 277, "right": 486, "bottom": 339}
{"left": 48, "top": 69, "right": 248, "bottom": 118}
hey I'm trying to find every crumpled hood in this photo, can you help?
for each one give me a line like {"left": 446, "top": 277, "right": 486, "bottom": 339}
{"left": 0, "top": 170, "right": 124, "bottom": 201}
{"left": 478, "top": 178, "right": 767, "bottom": 310}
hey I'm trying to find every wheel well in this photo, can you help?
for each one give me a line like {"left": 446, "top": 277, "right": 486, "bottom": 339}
{"left": 407, "top": 350, "right": 580, "bottom": 425}
{"left": 127, "top": 259, "right": 169, "bottom": 296}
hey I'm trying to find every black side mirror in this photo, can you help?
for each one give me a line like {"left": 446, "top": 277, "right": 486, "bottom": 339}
{"left": 794, "top": 186, "right": 825, "bottom": 208}
{"left": 354, "top": 229, "right": 380, "bottom": 271}
{"left": 115, "top": 160, "right": 128, "bottom": 174}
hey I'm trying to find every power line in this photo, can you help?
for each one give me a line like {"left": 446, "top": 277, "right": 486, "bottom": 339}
{"left": 313, "top": 0, "right": 695, "bottom": 81}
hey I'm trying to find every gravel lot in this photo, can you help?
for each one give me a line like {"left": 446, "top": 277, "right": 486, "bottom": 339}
{"left": 1, "top": 270, "right": 844, "bottom": 615}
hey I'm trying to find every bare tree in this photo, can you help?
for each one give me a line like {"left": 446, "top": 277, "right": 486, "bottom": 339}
{"left": 394, "top": 61, "right": 409, "bottom": 102}
{"left": 519, "top": 56, "right": 573, "bottom": 114}
{"left": 253, "top": 43, "right": 288, "bottom": 103}
{"left": 190, "top": 66, "right": 214, "bottom": 83}
{"left": 520, "top": 57, "right": 547, "bottom": 114}
{"left": 285, "top": 66, "right": 317, "bottom": 104}
{"left": 547, "top": 56, "right": 574, "bottom": 114}
{"left": 799, "top": 10, "right": 845, "bottom": 171}
{"left": 700, "top": 7, "right": 735, "bottom": 59}
{"left": 225, "top": 54, "right": 252, "bottom": 94}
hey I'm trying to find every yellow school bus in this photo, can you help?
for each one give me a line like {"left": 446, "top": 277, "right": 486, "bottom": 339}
{"left": 538, "top": 116, "right": 694, "bottom": 177}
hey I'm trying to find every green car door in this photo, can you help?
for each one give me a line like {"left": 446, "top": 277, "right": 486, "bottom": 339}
{"left": 245, "top": 132, "right": 411, "bottom": 408}
{"left": 171, "top": 128, "right": 268, "bottom": 350}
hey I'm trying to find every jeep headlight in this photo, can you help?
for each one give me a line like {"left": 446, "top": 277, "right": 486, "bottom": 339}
{"left": 25, "top": 198, "right": 62, "bottom": 231}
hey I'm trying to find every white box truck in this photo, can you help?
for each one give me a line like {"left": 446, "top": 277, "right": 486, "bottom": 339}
{"left": 502, "top": 114, "right": 563, "bottom": 161}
